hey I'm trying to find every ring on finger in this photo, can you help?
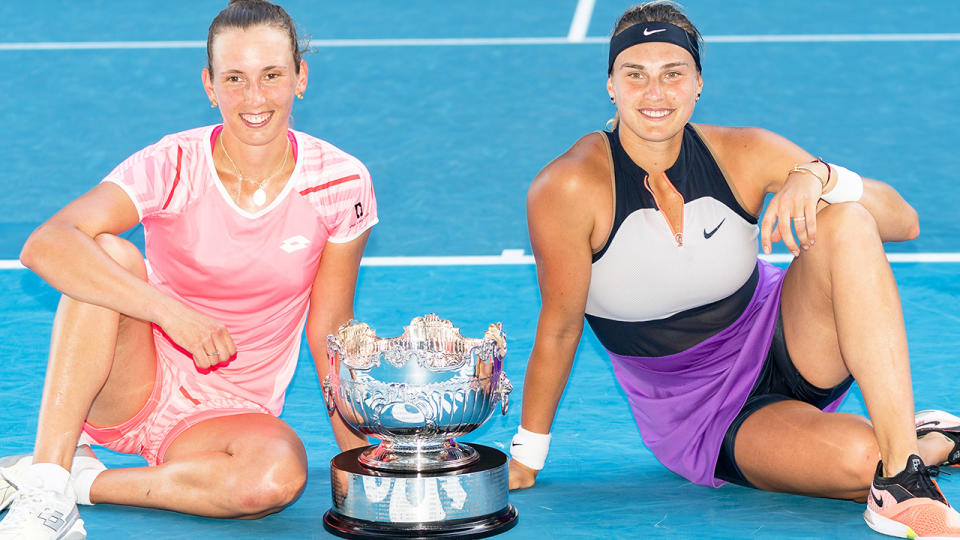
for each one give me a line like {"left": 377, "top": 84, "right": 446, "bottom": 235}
{"left": 206, "top": 351, "right": 220, "bottom": 357}
{"left": 792, "top": 216, "right": 806, "bottom": 222}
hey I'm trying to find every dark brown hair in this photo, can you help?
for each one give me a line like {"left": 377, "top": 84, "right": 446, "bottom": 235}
{"left": 207, "top": 0, "right": 304, "bottom": 73}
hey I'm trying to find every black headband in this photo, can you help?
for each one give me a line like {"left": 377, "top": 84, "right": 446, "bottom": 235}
{"left": 608, "top": 22, "right": 701, "bottom": 74}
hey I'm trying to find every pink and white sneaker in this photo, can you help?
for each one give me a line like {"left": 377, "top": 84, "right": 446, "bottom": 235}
{"left": 864, "top": 454, "right": 960, "bottom": 539}
{"left": 916, "top": 410, "right": 960, "bottom": 467}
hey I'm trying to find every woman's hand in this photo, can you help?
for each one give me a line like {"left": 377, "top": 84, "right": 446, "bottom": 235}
{"left": 158, "top": 303, "right": 236, "bottom": 369}
{"left": 760, "top": 165, "right": 827, "bottom": 256}
{"left": 508, "top": 459, "right": 539, "bottom": 490}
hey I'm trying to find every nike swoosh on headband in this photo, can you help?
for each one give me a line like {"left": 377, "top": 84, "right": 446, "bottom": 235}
{"left": 608, "top": 22, "right": 702, "bottom": 73}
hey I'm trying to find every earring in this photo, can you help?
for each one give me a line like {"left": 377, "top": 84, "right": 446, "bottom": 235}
{"left": 296, "top": 93, "right": 304, "bottom": 100}
{"left": 610, "top": 96, "right": 615, "bottom": 104}
{"left": 211, "top": 100, "right": 218, "bottom": 108}
{"left": 696, "top": 93, "right": 701, "bottom": 102}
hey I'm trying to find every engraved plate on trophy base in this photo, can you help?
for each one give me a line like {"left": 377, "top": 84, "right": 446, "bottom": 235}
{"left": 323, "top": 444, "right": 517, "bottom": 539}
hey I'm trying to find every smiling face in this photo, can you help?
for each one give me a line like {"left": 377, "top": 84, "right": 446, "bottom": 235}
{"left": 607, "top": 41, "right": 702, "bottom": 146}
{"left": 202, "top": 24, "right": 307, "bottom": 148}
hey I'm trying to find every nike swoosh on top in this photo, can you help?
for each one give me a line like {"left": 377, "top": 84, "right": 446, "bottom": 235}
{"left": 704, "top": 218, "right": 726, "bottom": 239}
{"left": 643, "top": 28, "right": 666, "bottom": 36}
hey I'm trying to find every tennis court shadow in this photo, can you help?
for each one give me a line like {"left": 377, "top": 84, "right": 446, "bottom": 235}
{"left": 509, "top": 465, "right": 873, "bottom": 539}
{"left": 82, "top": 501, "right": 331, "bottom": 540}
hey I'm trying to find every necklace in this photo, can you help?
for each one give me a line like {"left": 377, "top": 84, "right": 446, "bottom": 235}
{"left": 219, "top": 134, "right": 290, "bottom": 207}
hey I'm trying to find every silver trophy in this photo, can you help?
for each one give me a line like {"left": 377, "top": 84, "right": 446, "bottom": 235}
{"left": 321, "top": 314, "right": 518, "bottom": 538}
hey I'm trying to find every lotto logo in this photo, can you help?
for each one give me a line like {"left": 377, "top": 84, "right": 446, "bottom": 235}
{"left": 38, "top": 508, "right": 65, "bottom": 531}
{"left": 280, "top": 235, "right": 311, "bottom": 253}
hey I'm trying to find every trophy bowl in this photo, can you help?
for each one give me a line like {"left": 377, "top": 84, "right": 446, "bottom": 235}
{"left": 322, "top": 314, "right": 513, "bottom": 472}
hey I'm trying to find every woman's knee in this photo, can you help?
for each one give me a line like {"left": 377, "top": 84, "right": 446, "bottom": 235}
{"left": 786, "top": 203, "right": 884, "bottom": 281}
{"left": 815, "top": 203, "right": 880, "bottom": 247}
{"left": 94, "top": 234, "right": 147, "bottom": 278}
{"left": 834, "top": 431, "right": 881, "bottom": 488}
{"left": 230, "top": 443, "right": 307, "bottom": 516}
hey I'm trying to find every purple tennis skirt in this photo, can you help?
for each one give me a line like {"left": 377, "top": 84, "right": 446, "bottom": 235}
{"left": 606, "top": 259, "right": 796, "bottom": 487}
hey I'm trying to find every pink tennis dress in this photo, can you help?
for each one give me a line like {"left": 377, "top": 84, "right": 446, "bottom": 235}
{"left": 81, "top": 125, "right": 377, "bottom": 464}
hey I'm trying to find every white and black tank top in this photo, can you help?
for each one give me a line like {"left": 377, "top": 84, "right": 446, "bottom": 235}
{"left": 585, "top": 125, "right": 760, "bottom": 357}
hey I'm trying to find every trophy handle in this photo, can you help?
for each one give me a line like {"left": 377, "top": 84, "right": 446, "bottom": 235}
{"left": 321, "top": 375, "right": 336, "bottom": 414}
{"left": 326, "top": 334, "right": 342, "bottom": 360}
{"left": 496, "top": 372, "right": 513, "bottom": 415}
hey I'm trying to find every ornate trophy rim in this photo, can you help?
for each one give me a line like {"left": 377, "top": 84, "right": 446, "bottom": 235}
{"left": 327, "top": 313, "right": 506, "bottom": 372}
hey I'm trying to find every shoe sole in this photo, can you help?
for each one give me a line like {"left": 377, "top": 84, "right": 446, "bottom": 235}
{"left": 865, "top": 507, "right": 960, "bottom": 540}
{"left": 864, "top": 507, "right": 916, "bottom": 538}
{"left": 62, "top": 518, "right": 87, "bottom": 540}
{"left": 916, "top": 410, "right": 960, "bottom": 429}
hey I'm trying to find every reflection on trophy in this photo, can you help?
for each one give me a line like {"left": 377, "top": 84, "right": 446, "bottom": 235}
{"left": 322, "top": 314, "right": 518, "bottom": 538}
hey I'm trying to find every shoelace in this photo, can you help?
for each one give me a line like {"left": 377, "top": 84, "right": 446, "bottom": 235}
{"left": 915, "top": 464, "right": 950, "bottom": 505}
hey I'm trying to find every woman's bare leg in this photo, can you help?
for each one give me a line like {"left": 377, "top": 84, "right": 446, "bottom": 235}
{"left": 89, "top": 414, "right": 307, "bottom": 518}
{"left": 33, "top": 233, "right": 156, "bottom": 469}
{"left": 733, "top": 203, "right": 952, "bottom": 496}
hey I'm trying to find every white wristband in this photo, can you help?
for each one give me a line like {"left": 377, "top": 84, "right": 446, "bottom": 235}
{"left": 821, "top": 164, "right": 863, "bottom": 204}
{"left": 510, "top": 426, "right": 551, "bottom": 471}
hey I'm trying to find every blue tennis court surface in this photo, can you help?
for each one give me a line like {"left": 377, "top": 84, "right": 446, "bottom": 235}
{"left": 1, "top": 1, "right": 959, "bottom": 538}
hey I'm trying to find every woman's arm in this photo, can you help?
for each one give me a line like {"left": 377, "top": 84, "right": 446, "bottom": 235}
{"left": 511, "top": 155, "right": 601, "bottom": 489}
{"left": 703, "top": 126, "right": 919, "bottom": 255}
{"left": 20, "top": 182, "right": 236, "bottom": 368}
{"left": 305, "top": 230, "right": 371, "bottom": 452}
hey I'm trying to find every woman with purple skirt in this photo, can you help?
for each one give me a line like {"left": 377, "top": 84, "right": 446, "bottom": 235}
{"left": 508, "top": 2, "right": 960, "bottom": 538}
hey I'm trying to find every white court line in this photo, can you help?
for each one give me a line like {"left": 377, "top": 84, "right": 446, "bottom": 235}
{"left": 567, "top": 0, "right": 596, "bottom": 43}
{"left": 2, "top": 33, "right": 960, "bottom": 51}
{"left": 705, "top": 33, "right": 960, "bottom": 43}
{"left": 3, "top": 252, "right": 960, "bottom": 270}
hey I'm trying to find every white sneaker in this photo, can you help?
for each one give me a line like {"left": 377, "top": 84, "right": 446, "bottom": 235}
{"left": 0, "top": 469, "right": 85, "bottom": 540}
{"left": 0, "top": 446, "right": 104, "bottom": 511}
{"left": 0, "top": 454, "right": 29, "bottom": 512}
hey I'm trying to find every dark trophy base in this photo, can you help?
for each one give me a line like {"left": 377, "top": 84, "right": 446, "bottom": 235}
{"left": 323, "top": 444, "right": 518, "bottom": 539}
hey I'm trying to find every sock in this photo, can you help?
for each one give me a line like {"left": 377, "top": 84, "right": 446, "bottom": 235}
{"left": 72, "top": 460, "right": 105, "bottom": 506}
{"left": 28, "top": 463, "right": 69, "bottom": 494}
